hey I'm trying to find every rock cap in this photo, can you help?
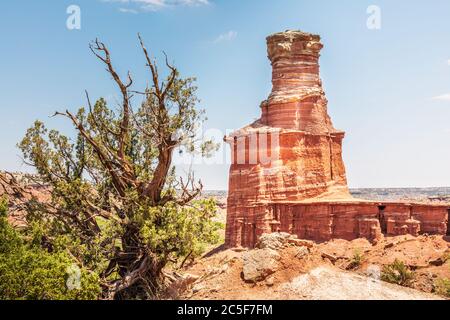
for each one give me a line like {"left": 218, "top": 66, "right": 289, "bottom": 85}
{"left": 267, "top": 30, "right": 323, "bottom": 62}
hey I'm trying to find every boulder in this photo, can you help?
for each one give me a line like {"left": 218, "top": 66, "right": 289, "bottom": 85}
{"left": 256, "top": 232, "right": 315, "bottom": 250}
{"left": 256, "top": 232, "right": 291, "bottom": 250}
{"left": 242, "top": 248, "right": 280, "bottom": 282}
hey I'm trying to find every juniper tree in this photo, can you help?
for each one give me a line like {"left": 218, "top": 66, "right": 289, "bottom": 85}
{"left": 12, "top": 35, "right": 220, "bottom": 299}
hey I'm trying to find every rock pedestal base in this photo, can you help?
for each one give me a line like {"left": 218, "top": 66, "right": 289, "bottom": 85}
{"left": 226, "top": 200, "right": 449, "bottom": 247}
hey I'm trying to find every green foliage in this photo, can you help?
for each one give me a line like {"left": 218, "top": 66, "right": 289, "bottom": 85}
{"left": 434, "top": 278, "right": 450, "bottom": 297}
{"left": 442, "top": 251, "right": 450, "bottom": 263}
{"left": 0, "top": 197, "right": 7, "bottom": 217}
{"left": 0, "top": 198, "right": 100, "bottom": 300}
{"left": 141, "top": 198, "right": 221, "bottom": 261}
{"left": 381, "top": 259, "right": 415, "bottom": 287}
{"left": 347, "top": 249, "right": 364, "bottom": 270}
{"left": 352, "top": 250, "right": 363, "bottom": 266}
{"left": 15, "top": 37, "right": 221, "bottom": 299}
{"left": 0, "top": 198, "right": 22, "bottom": 254}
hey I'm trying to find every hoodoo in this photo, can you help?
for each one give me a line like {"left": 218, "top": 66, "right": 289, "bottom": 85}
{"left": 225, "top": 30, "right": 450, "bottom": 248}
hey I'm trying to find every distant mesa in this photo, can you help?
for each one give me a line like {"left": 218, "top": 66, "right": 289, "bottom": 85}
{"left": 224, "top": 30, "right": 450, "bottom": 248}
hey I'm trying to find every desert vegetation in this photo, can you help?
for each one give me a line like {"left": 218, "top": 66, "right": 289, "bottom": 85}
{"left": 434, "top": 278, "right": 450, "bottom": 297}
{"left": 0, "top": 35, "right": 221, "bottom": 300}
{"left": 381, "top": 259, "right": 415, "bottom": 287}
{"left": 0, "top": 197, "right": 100, "bottom": 299}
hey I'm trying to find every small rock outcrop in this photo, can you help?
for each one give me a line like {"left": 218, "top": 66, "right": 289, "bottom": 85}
{"left": 242, "top": 248, "right": 280, "bottom": 283}
{"left": 225, "top": 30, "right": 450, "bottom": 248}
{"left": 242, "top": 232, "right": 313, "bottom": 282}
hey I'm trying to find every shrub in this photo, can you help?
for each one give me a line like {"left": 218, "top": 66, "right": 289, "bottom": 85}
{"left": 381, "top": 259, "right": 415, "bottom": 287}
{"left": 346, "top": 249, "right": 364, "bottom": 270}
{"left": 434, "top": 278, "right": 450, "bottom": 297}
{"left": 0, "top": 198, "right": 101, "bottom": 300}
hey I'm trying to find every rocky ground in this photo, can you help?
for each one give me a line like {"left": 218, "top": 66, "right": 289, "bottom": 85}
{"left": 171, "top": 233, "right": 449, "bottom": 300}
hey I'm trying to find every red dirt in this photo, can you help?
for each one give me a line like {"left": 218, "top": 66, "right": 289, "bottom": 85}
{"left": 177, "top": 235, "right": 450, "bottom": 300}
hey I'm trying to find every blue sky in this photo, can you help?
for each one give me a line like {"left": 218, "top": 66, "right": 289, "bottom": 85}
{"left": 1, "top": 0, "right": 450, "bottom": 190}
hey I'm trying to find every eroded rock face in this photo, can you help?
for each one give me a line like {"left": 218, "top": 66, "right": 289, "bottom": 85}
{"left": 263, "top": 31, "right": 333, "bottom": 133}
{"left": 225, "top": 30, "right": 450, "bottom": 248}
{"left": 226, "top": 31, "right": 348, "bottom": 206}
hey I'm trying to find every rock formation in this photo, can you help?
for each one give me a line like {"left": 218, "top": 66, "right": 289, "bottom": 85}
{"left": 225, "top": 30, "right": 450, "bottom": 248}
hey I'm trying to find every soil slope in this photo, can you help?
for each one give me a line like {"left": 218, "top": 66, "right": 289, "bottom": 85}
{"left": 174, "top": 234, "right": 449, "bottom": 300}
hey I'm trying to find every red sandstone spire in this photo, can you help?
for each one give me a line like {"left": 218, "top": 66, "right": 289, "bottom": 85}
{"left": 225, "top": 30, "right": 351, "bottom": 246}
{"left": 224, "top": 30, "right": 450, "bottom": 248}
{"left": 261, "top": 30, "right": 336, "bottom": 134}
{"left": 226, "top": 30, "right": 349, "bottom": 203}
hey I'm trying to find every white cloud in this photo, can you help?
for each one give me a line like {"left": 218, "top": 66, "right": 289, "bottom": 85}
{"left": 432, "top": 94, "right": 450, "bottom": 101}
{"left": 447, "top": 59, "right": 450, "bottom": 66}
{"left": 118, "top": 7, "right": 139, "bottom": 14}
{"left": 213, "top": 31, "right": 237, "bottom": 44}
{"left": 102, "top": 0, "right": 209, "bottom": 12}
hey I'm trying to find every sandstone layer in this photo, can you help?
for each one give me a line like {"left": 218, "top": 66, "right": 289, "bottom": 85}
{"left": 225, "top": 30, "right": 450, "bottom": 247}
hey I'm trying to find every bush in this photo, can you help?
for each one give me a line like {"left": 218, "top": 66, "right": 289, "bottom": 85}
{"left": 346, "top": 250, "right": 364, "bottom": 270}
{"left": 381, "top": 259, "right": 415, "bottom": 287}
{"left": 434, "top": 278, "right": 450, "bottom": 297}
{"left": 0, "top": 198, "right": 101, "bottom": 300}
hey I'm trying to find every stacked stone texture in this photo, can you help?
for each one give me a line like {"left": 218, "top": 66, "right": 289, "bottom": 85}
{"left": 225, "top": 30, "right": 450, "bottom": 248}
